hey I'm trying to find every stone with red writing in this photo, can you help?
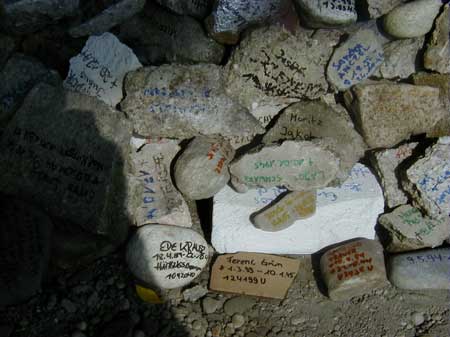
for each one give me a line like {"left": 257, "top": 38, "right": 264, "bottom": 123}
{"left": 370, "top": 142, "right": 418, "bottom": 208}
{"left": 424, "top": 4, "right": 450, "bottom": 74}
{"left": 387, "top": 248, "right": 450, "bottom": 290}
{"left": 126, "top": 224, "right": 209, "bottom": 289}
{"left": 155, "top": 0, "right": 212, "bottom": 18}
{"left": 378, "top": 205, "right": 450, "bottom": 253}
{"left": 320, "top": 239, "right": 387, "bottom": 301}
{"left": 365, "top": 0, "right": 405, "bottom": 19}
{"left": 327, "top": 29, "right": 384, "bottom": 91}
{"left": 294, "top": 0, "right": 357, "bottom": 28}
{"left": 64, "top": 32, "right": 142, "bottom": 107}
{"left": 174, "top": 136, "right": 235, "bottom": 200}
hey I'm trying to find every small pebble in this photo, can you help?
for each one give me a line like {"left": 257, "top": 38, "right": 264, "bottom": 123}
{"left": 232, "top": 314, "right": 246, "bottom": 329}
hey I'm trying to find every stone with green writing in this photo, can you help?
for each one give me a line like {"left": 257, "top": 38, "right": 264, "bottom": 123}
{"left": 229, "top": 140, "right": 340, "bottom": 191}
{"left": 320, "top": 239, "right": 388, "bottom": 301}
{"left": 294, "top": 0, "right": 357, "bottom": 28}
{"left": 424, "top": 4, "right": 449, "bottom": 74}
{"left": 121, "top": 64, "right": 264, "bottom": 139}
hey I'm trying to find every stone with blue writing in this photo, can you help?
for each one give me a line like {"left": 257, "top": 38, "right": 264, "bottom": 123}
{"left": 424, "top": 4, "right": 450, "bottom": 74}
{"left": 121, "top": 64, "right": 264, "bottom": 139}
{"left": 294, "top": 0, "right": 357, "bottom": 28}
{"left": 327, "top": 29, "right": 384, "bottom": 91}
{"left": 126, "top": 224, "right": 209, "bottom": 289}
{"left": 64, "top": 32, "right": 142, "bottom": 107}
{"left": 174, "top": 136, "right": 235, "bottom": 200}
{"left": 155, "top": 0, "right": 212, "bottom": 18}
{"left": 387, "top": 248, "right": 450, "bottom": 290}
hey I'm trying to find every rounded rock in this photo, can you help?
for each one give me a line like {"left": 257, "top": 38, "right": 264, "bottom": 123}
{"left": 231, "top": 314, "right": 246, "bottom": 329}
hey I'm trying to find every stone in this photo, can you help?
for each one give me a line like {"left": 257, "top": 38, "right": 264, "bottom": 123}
{"left": 69, "top": 0, "right": 146, "bottom": 38}
{"left": 0, "top": 195, "right": 52, "bottom": 307}
{"left": 251, "top": 190, "right": 316, "bottom": 232}
{"left": 387, "top": 248, "right": 450, "bottom": 290}
{"left": 370, "top": 142, "right": 418, "bottom": 208}
{"left": 320, "top": 239, "right": 387, "bottom": 301}
{"left": 294, "top": 0, "right": 357, "bottom": 28}
{"left": 327, "top": 29, "right": 384, "bottom": 91}
{"left": 119, "top": 2, "right": 224, "bottom": 65}
{"left": 378, "top": 205, "right": 450, "bottom": 253}
{"left": 402, "top": 137, "right": 450, "bottom": 218}
{"left": 344, "top": 82, "right": 446, "bottom": 149}
{"left": 0, "top": 54, "right": 61, "bottom": 127}
{"left": 126, "top": 225, "right": 209, "bottom": 289}
{"left": 183, "top": 285, "right": 208, "bottom": 302}
{"left": 223, "top": 296, "right": 256, "bottom": 316}
{"left": 121, "top": 64, "right": 263, "bottom": 139}
{"left": 155, "top": 0, "right": 212, "bottom": 18}
{"left": 424, "top": 5, "right": 450, "bottom": 74}
{"left": 231, "top": 314, "right": 246, "bottom": 329}
{"left": 383, "top": 0, "right": 442, "bottom": 38}
{"left": 212, "top": 164, "right": 384, "bottom": 254}
{"left": 174, "top": 137, "right": 235, "bottom": 200}
{"left": 0, "top": 33, "right": 15, "bottom": 70}
{"left": 340, "top": 20, "right": 395, "bottom": 45}
{"left": 263, "top": 101, "right": 366, "bottom": 183}
{"left": 365, "top": 0, "right": 405, "bottom": 19}
{"left": 127, "top": 138, "right": 192, "bottom": 227}
{"left": 202, "top": 297, "right": 222, "bottom": 314}
{"left": 0, "top": 83, "right": 131, "bottom": 245}
{"left": 64, "top": 33, "right": 141, "bottom": 107}
{"left": 229, "top": 140, "right": 340, "bottom": 191}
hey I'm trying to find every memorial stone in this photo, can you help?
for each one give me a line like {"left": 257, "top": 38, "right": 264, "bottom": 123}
{"left": 156, "top": 0, "right": 212, "bottom": 18}
{"left": 365, "top": 0, "right": 405, "bottom": 19}
{"left": 294, "top": 0, "right": 357, "bottom": 28}
{"left": 64, "top": 32, "right": 142, "bottom": 107}
{"left": 424, "top": 5, "right": 450, "bottom": 74}
{"left": 126, "top": 225, "right": 209, "bottom": 289}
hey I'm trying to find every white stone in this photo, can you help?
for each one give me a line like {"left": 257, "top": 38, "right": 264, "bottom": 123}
{"left": 212, "top": 163, "right": 384, "bottom": 254}
{"left": 64, "top": 32, "right": 142, "bottom": 107}
{"left": 294, "top": 0, "right": 357, "bottom": 28}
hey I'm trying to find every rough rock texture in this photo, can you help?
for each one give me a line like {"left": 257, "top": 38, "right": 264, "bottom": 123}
{"left": 230, "top": 140, "right": 340, "bottom": 191}
{"left": 383, "top": 0, "right": 442, "bottom": 38}
{"left": 174, "top": 137, "right": 235, "bottom": 200}
{"left": 370, "top": 142, "right": 418, "bottom": 208}
{"left": 378, "top": 205, "right": 450, "bottom": 253}
{"left": 64, "top": 32, "right": 142, "bottom": 107}
{"left": 155, "top": 0, "right": 212, "bottom": 18}
{"left": 294, "top": 0, "right": 357, "bottom": 28}
{"left": 0, "top": 195, "right": 52, "bottom": 307}
{"left": 120, "top": 2, "right": 224, "bottom": 65}
{"left": 327, "top": 29, "right": 384, "bottom": 91}
{"left": 69, "top": 0, "right": 146, "bottom": 38}
{"left": 365, "top": 0, "right": 404, "bottom": 18}
{"left": 424, "top": 4, "right": 450, "bottom": 74}
{"left": 0, "top": 83, "right": 131, "bottom": 245}
{"left": 121, "top": 64, "right": 264, "bottom": 138}
{"left": 320, "top": 239, "right": 387, "bottom": 301}
{"left": 345, "top": 82, "right": 446, "bottom": 148}
{"left": 126, "top": 225, "right": 209, "bottom": 289}
{"left": 0, "top": 33, "right": 15, "bottom": 70}
{"left": 388, "top": 248, "right": 450, "bottom": 290}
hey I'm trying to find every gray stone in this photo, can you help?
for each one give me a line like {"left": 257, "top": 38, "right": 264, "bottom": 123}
{"left": 365, "top": 0, "right": 405, "bottom": 19}
{"left": 231, "top": 314, "right": 246, "bottom": 329}
{"left": 344, "top": 82, "right": 446, "bottom": 149}
{"left": 202, "top": 297, "right": 222, "bottom": 314}
{"left": 223, "top": 296, "right": 256, "bottom": 316}
{"left": 120, "top": 2, "right": 224, "bottom": 65}
{"left": 294, "top": 0, "right": 357, "bottom": 28}
{"left": 61, "top": 299, "right": 77, "bottom": 313}
{"left": 424, "top": 4, "right": 450, "bottom": 74}
{"left": 64, "top": 32, "right": 142, "bottom": 107}
{"left": 327, "top": 29, "right": 384, "bottom": 91}
{"left": 0, "top": 33, "right": 15, "bottom": 70}
{"left": 121, "top": 64, "right": 263, "bottom": 139}
{"left": 0, "top": 195, "right": 52, "bottom": 307}
{"left": 320, "top": 239, "right": 387, "bottom": 301}
{"left": 378, "top": 205, "right": 450, "bottom": 253}
{"left": 69, "top": 0, "right": 146, "bottom": 38}
{"left": 0, "top": 83, "right": 131, "bottom": 245}
{"left": 155, "top": 0, "right": 212, "bottom": 18}
{"left": 174, "top": 136, "right": 235, "bottom": 200}
{"left": 387, "top": 248, "right": 450, "bottom": 290}
{"left": 340, "top": 20, "right": 395, "bottom": 45}
{"left": 126, "top": 225, "right": 209, "bottom": 289}
{"left": 383, "top": 0, "right": 442, "bottom": 38}
{"left": 370, "top": 142, "right": 418, "bottom": 208}
{"left": 229, "top": 140, "right": 340, "bottom": 191}
{"left": 183, "top": 285, "right": 208, "bottom": 302}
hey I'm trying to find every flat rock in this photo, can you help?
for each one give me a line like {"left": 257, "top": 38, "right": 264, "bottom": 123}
{"left": 64, "top": 32, "right": 142, "bottom": 107}
{"left": 251, "top": 190, "right": 316, "bottom": 232}
{"left": 365, "top": 0, "right": 405, "bottom": 19}
{"left": 183, "top": 285, "right": 208, "bottom": 302}
{"left": 0, "top": 195, "right": 52, "bottom": 307}
{"left": 327, "top": 29, "right": 384, "bottom": 91}
{"left": 0, "top": 83, "right": 131, "bottom": 245}
{"left": 294, "top": 0, "right": 357, "bottom": 28}
{"left": 370, "top": 142, "right": 418, "bottom": 208}
{"left": 229, "top": 140, "right": 340, "bottom": 191}
{"left": 378, "top": 205, "right": 450, "bottom": 253}
{"left": 424, "top": 4, "right": 450, "bottom": 74}
{"left": 121, "top": 64, "right": 263, "bottom": 139}
{"left": 320, "top": 239, "right": 387, "bottom": 301}
{"left": 126, "top": 225, "right": 209, "bottom": 289}
{"left": 127, "top": 138, "right": 192, "bottom": 227}
{"left": 212, "top": 163, "right": 384, "bottom": 254}
{"left": 387, "top": 248, "right": 450, "bottom": 290}
{"left": 344, "top": 82, "right": 446, "bottom": 148}
{"left": 69, "top": 0, "right": 146, "bottom": 38}
{"left": 383, "top": 0, "right": 442, "bottom": 38}
{"left": 155, "top": 0, "right": 212, "bottom": 18}
{"left": 174, "top": 136, "right": 235, "bottom": 200}
{"left": 0, "top": 33, "right": 15, "bottom": 70}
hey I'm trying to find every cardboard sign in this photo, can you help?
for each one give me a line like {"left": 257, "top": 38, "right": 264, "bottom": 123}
{"left": 209, "top": 252, "right": 300, "bottom": 299}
